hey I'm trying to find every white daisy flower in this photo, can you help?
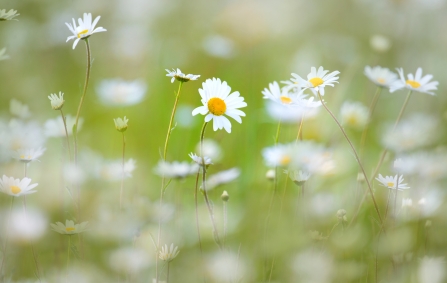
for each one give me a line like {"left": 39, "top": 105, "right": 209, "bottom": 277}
{"left": 0, "top": 47, "right": 9, "bottom": 60}
{"left": 206, "top": 168, "right": 240, "bottom": 190}
{"left": 0, "top": 119, "right": 46, "bottom": 152}
{"left": 262, "top": 81, "right": 301, "bottom": 106}
{"left": 390, "top": 68, "right": 439, "bottom": 95}
{"left": 98, "top": 158, "right": 136, "bottom": 181}
{"left": 165, "top": 68, "right": 200, "bottom": 83}
{"left": 113, "top": 116, "right": 129, "bottom": 132}
{"left": 154, "top": 160, "right": 198, "bottom": 179}
{"left": 340, "top": 101, "right": 369, "bottom": 129}
{"left": 287, "top": 170, "right": 310, "bottom": 186}
{"left": 290, "top": 66, "right": 340, "bottom": 96}
{"left": 189, "top": 152, "right": 213, "bottom": 167}
{"left": 0, "top": 9, "right": 19, "bottom": 21}
{"left": 364, "top": 66, "right": 398, "bottom": 88}
{"left": 96, "top": 79, "right": 147, "bottom": 106}
{"left": 48, "top": 92, "right": 65, "bottom": 110}
{"left": 44, "top": 115, "right": 83, "bottom": 137}
{"left": 418, "top": 256, "right": 446, "bottom": 283}
{"left": 376, "top": 174, "right": 410, "bottom": 191}
{"left": 10, "top": 99, "right": 31, "bottom": 119}
{"left": 192, "top": 78, "right": 247, "bottom": 133}
{"left": 0, "top": 175, "right": 38, "bottom": 197}
{"left": 13, "top": 147, "right": 46, "bottom": 163}
{"left": 50, "top": 220, "right": 88, "bottom": 235}
{"left": 159, "top": 243, "right": 180, "bottom": 262}
{"left": 65, "top": 13, "right": 107, "bottom": 49}
{"left": 262, "top": 143, "right": 295, "bottom": 167}
{"left": 8, "top": 208, "right": 47, "bottom": 242}
{"left": 109, "top": 247, "right": 152, "bottom": 274}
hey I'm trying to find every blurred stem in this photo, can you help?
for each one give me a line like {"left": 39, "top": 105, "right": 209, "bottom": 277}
{"left": 0, "top": 197, "right": 14, "bottom": 276}
{"left": 193, "top": 168, "right": 203, "bottom": 256}
{"left": 223, "top": 200, "right": 228, "bottom": 249}
{"left": 316, "top": 91, "right": 383, "bottom": 227}
{"left": 23, "top": 196, "right": 41, "bottom": 281}
{"left": 296, "top": 115, "right": 304, "bottom": 142}
{"left": 163, "top": 81, "right": 183, "bottom": 161}
{"left": 67, "top": 236, "right": 71, "bottom": 270}
{"left": 166, "top": 262, "right": 170, "bottom": 283}
{"left": 359, "top": 87, "right": 382, "bottom": 160}
{"left": 120, "top": 132, "right": 126, "bottom": 210}
{"left": 60, "top": 109, "right": 72, "bottom": 162}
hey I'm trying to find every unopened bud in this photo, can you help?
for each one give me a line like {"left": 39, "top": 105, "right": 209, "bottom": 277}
{"left": 221, "top": 190, "right": 229, "bottom": 202}
{"left": 266, "top": 169, "right": 275, "bottom": 181}
{"left": 337, "top": 209, "right": 347, "bottom": 222}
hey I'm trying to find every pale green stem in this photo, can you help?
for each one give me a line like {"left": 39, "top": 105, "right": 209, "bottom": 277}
{"left": 166, "top": 262, "right": 170, "bottom": 283}
{"left": 120, "top": 132, "right": 126, "bottom": 210}
{"left": 60, "top": 109, "right": 72, "bottom": 162}
{"left": 193, "top": 168, "right": 204, "bottom": 255}
{"left": 163, "top": 81, "right": 183, "bottom": 161}
{"left": 223, "top": 200, "right": 228, "bottom": 249}
{"left": 67, "top": 236, "right": 71, "bottom": 270}
{"left": 0, "top": 197, "right": 14, "bottom": 276}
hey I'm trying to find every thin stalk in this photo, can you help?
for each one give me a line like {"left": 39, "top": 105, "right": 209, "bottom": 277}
{"left": 60, "top": 109, "right": 72, "bottom": 162}
{"left": 67, "top": 236, "right": 71, "bottom": 270}
{"left": 316, "top": 91, "right": 383, "bottom": 226}
{"left": 223, "top": 200, "right": 228, "bottom": 249}
{"left": 0, "top": 197, "right": 14, "bottom": 276}
{"left": 193, "top": 169, "right": 204, "bottom": 255}
{"left": 120, "top": 132, "right": 126, "bottom": 210}
{"left": 23, "top": 196, "right": 41, "bottom": 281}
{"left": 296, "top": 115, "right": 304, "bottom": 142}
{"left": 163, "top": 81, "right": 183, "bottom": 161}
{"left": 166, "top": 262, "right": 170, "bottom": 283}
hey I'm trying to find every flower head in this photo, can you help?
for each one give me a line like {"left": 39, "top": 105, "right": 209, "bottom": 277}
{"left": 165, "top": 68, "right": 200, "bottom": 83}
{"left": 114, "top": 116, "right": 129, "bottom": 132}
{"left": 0, "top": 175, "right": 38, "bottom": 197}
{"left": 0, "top": 47, "right": 9, "bottom": 60}
{"left": 390, "top": 68, "right": 438, "bottom": 95}
{"left": 96, "top": 79, "right": 147, "bottom": 106}
{"left": 154, "top": 160, "right": 198, "bottom": 179}
{"left": 13, "top": 147, "right": 46, "bottom": 163}
{"left": 364, "top": 66, "right": 398, "bottom": 88}
{"left": 50, "top": 220, "right": 88, "bottom": 235}
{"left": 65, "top": 13, "right": 107, "bottom": 49}
{"left": 48, "top": 92, "right": 65, "bottom": 110}
{"left": 376, "top": 174, "right": 410, "bottom": 191}
{"left": 159, "top": 243, "right": 180, "bottom": 262}
{"left": 189, "top": 152, "right": 213, "bottom": 167}
{"left": 206, "top": 168, "right": 240, "bottom": 191}
{"left": 0, "top": 9, "right": 19, "bottom": 21}
{"left": 340, "top": 101, "right": 369, "bottom": 129}
{"left": 192, "top": 78, "right": 247, "bottom": 133}
{"left": 290, "top": 66, "right": 340, "bottom": 96}
{"left": 287, "top": 170, "right": 310, "bottom": 186}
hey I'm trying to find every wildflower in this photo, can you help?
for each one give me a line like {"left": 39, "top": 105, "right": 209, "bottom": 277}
{"left": 154, "top": 160, "right": 198, "bottom": 179}
{"left": 10, "top": 99, "right": 31, "bottom": 119}
{"left": 340, "top": 101, "right": 369, "bottom": 129}
{"left": 98, "top": 158, "right": 136, "bottom": 181}
{"left": 336, "top": 209, "right": 347, "bottom": 222}
{"left": 44, "top": 115, "right": 83, "bottom": 137}
{"left": 418, "top": 256, "right": 445, "bottom": 283}
{"left": 51, "top": 220, "right": 88, "bottom": 235}
{"left": 65, "top": 13, "right": 107, "bottom": 49}
{"left": 114, "top": 116, "right": 129, "bottom": 132}
{"left": 13, "top": 147, "right": 46, "bottom": 163}
{"left": 390, "top": 68, "right": 438, "bottom": 95}
{"left": 189, "top": 152, "right": 213, "bottom": 167}
{"left": 290, "top": 66, "right": 340, "bottom": 96}
{"left": 221, "top": 190, "right": 229, "bottom": 202}
{"left": 206, "top": 168, "right": 240, "bottom": 190}
{"left": 262, "top": 81, "right": 300, "bottom": 106}
{"left": 0, "top": 47, "right": 9, "bottom": 60}
{"left": 262, "top": 144, "right": 295, "bottom": 167}
{"left": 402, "top": 198, "right": 413, "bottom": 208}
{"left": 287, "top": 170, "right": 310, "bottom": 186}
{"left": 364, "top": 66, "right": 398, "bottom": 88}
{"left": 159, "top": 243, "right": 180, "bottom": 262}
{"left": 376, "top": 174, "right": 410, "bottom": 191}
{"left": 109, "top": 247, "right": 151, "bottom": 274}
{"left": 0, "top": 175, "right": 38, "bottom": 197}
{"left": 192, "top": 78, "right": 247, "bottom": 133}
{"left": 8, "top": 208, "right": 47, "bottom": 242}
{"left": 265, "top": 169, "right": 275, "bottom": 180}
{"left": 203, "top": 35, "right": 235, "bottom": 58}
{"left": 96, "top": 79, "right": 147, "bottom": 106}
{"left": 1, "top": 120, "right": 46, "bottom": 153}
{"left": 165, "top": 68, "right": 200, "bottom": 83}
{"left": 0, "top": 9, "right": 19, "bottom": 21}
{"left": 369, "top": 34, "right": 391, "bottom": 53}
{"left": 195, "top": 139, "right": 222, "bottom": 161}
{"left": 48, "top": 92, "right": 65, "bottom": 110}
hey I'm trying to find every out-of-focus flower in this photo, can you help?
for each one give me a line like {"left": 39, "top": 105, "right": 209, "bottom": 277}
{"left": 0, "top": 9, "right": 19, "bottom": 21}
{"left": 0, "top": 175, "right": 38, "bottom": 197}
{"left": 96, "top": 79, "right": 147, "bottom": 106}
{"left": 402, "top": 198, "right": 413, "bottom": 208}
{"left": 10, "top": 99, "right": 31, "bottom": 119}
{"left": 396, "top": 151, "right": 447, "bottom": 181}
{"left": 159, "top": 243, "right": 180, "bottom": 262}
{"left": 50, "top": 220, "right": 88, "bottom": 235}
{"left": 48, "top": 92, "right": 65, "bottom": 110}
{"left": 98, "top": 158, "right": 136, "bottom": 181}
{"left": 369, "top": 34, "right": 391, "bottom": 53}
{"left": 8, "top": 208, "right": 47, "bottom": 242}
{"left": 287, "top": 170, "right": 310, "bottom": 186}
{"left": 221, "top": 190, "right": 229, "bottom": 202}
{"left": 207, "top": 251, "right": 248, "bottom": 283}
{"left": 13, "top": 147, "right": 46, "bottom": 163}
{"left": 154, "top": 160, "right": 198, "bottom": 179}
{"left": 113, "top": 116, "right": 128, "bottom": 132}
{"left": 364, "top": 66, "right": 398, "bottom": 88}
{"left": 44, "top": 115, "right": 83, "bottom": 137}
{"left": 418, "top": 256, "right": 445, "bottom": 283}
{"left": 195, "top": 139, "right": 222, "bottom": 162}
{"left": 390, "top": 68, "right": 438, "bottom": 95}
{"left": 0, "top": 120, "right": 46, "bottom": 159}
{"left": 65, "top": 13, "right": 107, "bottom": 49}
{"left": 262, "top": 81, "right": 301, "bottom": 106}
{"left": 202, "top": 35, "right": 235, "bottom": 58}
{"left": 292, "top": 249, "right": 333, "bottom": 283}
{"left": 336, "top": 209, "right": 347, "bottom": 222}
{"left": 290, "top": 66, "right": 340, "bottom": 96}
{"left": 266, "top": 169, "right": 275, "bottom": 180}
{"left": 206, "top": 168, "right": 240, "bottom": 190}
{"left": 64, "top": 162, "right": 87, "bottom": 184}
{"left": 340, "top": 101, "right": 369, "bottom": 129}
{"left": 375, "top": 174, "right": 410, "bottom": 191}
{"left": 262, "top": 143, "right": 295, "bottom": 167}
{"left": 192, "top": 78, "right": 247, "bottom": 133}
{"left": 109, "top": 247, "right": 152, "bottom": 274}
{"left": 0, "top": 47, "right": 9, "bottom": 60}
{"left": 165, "top": 68, "right": 200, "bottom": 83}
{"left": 189, "top": 152, "right": 212, "bottom": 167}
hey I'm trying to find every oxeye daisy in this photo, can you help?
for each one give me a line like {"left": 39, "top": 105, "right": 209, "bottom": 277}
{"left": 0, "top": 175, "right": 38, "bottom": 197}
{"left": 206, "top": 168, "right": 240, "bottom": 190}
{"left": 376, "top": 174, "right": 410, "bottom": 191}
{"left": 364, "top": 66, "right": 398, "bottom": 88}
{"left": 189, "top": 152, "right": 213, "bottom": 167}
{"left": 13, "top": 147, "right": 46, "bottom": 163}
{"left": 96, "top": 79, "right": 147, "bottom": 107}
{"left": 113, "top": 116, "right": 129, "bottom": 132}
{"left": 159, "top": 243, "right": 180, "bottom": 262}
{"left": 65, "top": 13, "right": 107, "bottom": 49}
{"left": 340, "top": 101, "right": 369, "bottom": 129}
{"left": 0, "top": 9, "right": 19, "bottom": 21}
{"left": 48, "top": 92, "right": 65, "bottom": 110}
{"left": 290, "top": 66, "right": 340, "bottom": 96}
{"left": 390, "top": 68, "right": 438, "bottom": 95}
{"left": 192, "top": 78, "right": 247, "bottom": 133}
{"left": 166, "top": 68, "right": 200, "bottom": 83}
{"left": 262, "top": 143, "right": 295, "bottom": 167}
{"left": 262, "top": 81, "right": 299, "bottom": 106}
{"left": 50, "top": 220, "right": 88, "bottom": 235}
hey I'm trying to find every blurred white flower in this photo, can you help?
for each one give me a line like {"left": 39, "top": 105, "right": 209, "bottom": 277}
{"left": 113, "top": 116, "right": 128, "bottom": 132}
{"left": 48, "top": 92, "right": 65, "bottom": 110}
{"left": 340, "top": 101, "right": 369, "bottom": 129}
{"left": 159, "top": 243, "right": 180, "bottom": 262}
{"left": 396, "top": 151, "right": 447, "bottom": 181}
{"left": 0, "top": 175, "right": 38, "bottom": 197}
{"left": 402, "top": 198, "right": 413, "bottom": 208}
{"left": 202, "top": 35, "right": 235, "bottom": 58}
{"left": 8, "top": 208, "right": 47, "bottom": 242}
{"left": 65, "top": 13, "right": 107, "bottom": 49}
{"left": 50, "top": 220, "right": 88, "bottom": 235}
{"left": 262, "top": 143, "right": 295, "bottom": 167}
{"left": 0, "top": 9, "right": 19, "bottom": 21}
{"left": 265, "top": 100, "right": 319, "bottom": 123}
{"left": 13, "top": 147, "right": 46, "bottom": 163}
{"left": 364, "top": 66, "right": 398, "bottom": 88}
{"left": 390, "top": 68, "right": 438, "bottom": 95}
{"left": 195, "top": 139, "right": 222, "bottom": 162}
{"left": 207, "top": 251, "right": 248, "bottom": 283}
{"left": 189, "top": 152, "right": 212, "bottom": 167}
{"left": 418, "top": 256, "right": 445, "bottom": 283}
{"left": 44, "top": 115, "right": 83, "bottom": 137}
{"left": 292, "top": 249, "right": 333, "bottom": 283}
{"left": 109, "top": 247, "right": 152, "bottom": 274}
{"left": 165, "top": 68, "right": 200, "bottom": 83}
{"left": 154, "top": 160, "right": 198, "bottom": 179}
{"left": 98, "top": 158, "right": 137, "bottom": 181}
{"left": 206, "top": 168, "right": 240, "bottom": 190}
{"left": 64, "top": 162, "right": 87, "bottom": 184}
{"left": 417, "top": 189, "right": 443, "bottom": 217}
{"left": 265, "top": 169, "right": 275, "bottom": 180}
{"left": 96, "top": 79, "right": 147, "bottom": 106}
{"left": 10, "top": 99, "right": 31, "bottom": 119}
{"left": 287, "top": 170, "right": 310, "bottom": 186}
{"left": 290, "top": 66, "right": 340, "bottom": 96}
{"left": 1, "top": 120, "right": 46, "bottom": 152}
{"left": 0, "top": 47, "right": 9, "bottom": 60}
{"left": 369, "top": 34, "right": 391, "bottom": 53}
{"left": 376, "top": 174, "right": 410, "bottom": 191}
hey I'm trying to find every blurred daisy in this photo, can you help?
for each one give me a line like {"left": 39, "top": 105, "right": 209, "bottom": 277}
{"left": 113, "top": 116, "right": 128, "bottom": 132}
{"left": 0, "top": 119, "right": 46, "bottom": 152}
{"left": 13, "top": 147, "right": 46, "bottom": 163}
{"left": 340, "top": 101, "right": 369, "bottom": 129}
{"left": 51, "top": 220, "right": 88, "bottom": 235}
{"left": 65, "top": 13, "right": 107, "bottom": 49}
{"left": 202, "top": 35, "right": 235, "bottom": 58}
{"left": 206, "top": 168, "right": 240, "bottom": 190}
{"left": 195, "top": 139, "right": 222, "bottom": 161}
{"left": 390, "top": 68, "right": 438, "bottom": 95}
{"left": 262, "top": 143, "right": 295, "bottom": 167}
{"left": 98, "top": 158, "right": 136, "bottom": 181}
{"left": 418, "top": 256, "right": 445, "bottom": 283}
{"left": 290, "top": 66, "right": 340, "bottom": 96}
{"left": 44, "top": 115, "right": 83, "bottom": 137}
{"left": 8, "top": 208, "right": 47, "bottom": 242}
{"left": 376, "top": 174, "right": 410, "bottom": 191}
{"left": 109, "top": 247, "right": 152, "bottom": 274}
{"left": 262, "top": 81, "right": 300, "bottom": 106}
{"left": 48, "top": 92, "right": 65, "bottom": 110}
{"left": 10, "top": 99, "right": 31, "bottom": 119}
{"left": 287, "top": 170, "right": 310, "bottom": 186}
{"left": 166, "top": 68, "right": 200, "bottom": 83}
{"left": 369, "top": 34, "right": 391, "bottom": 53}
{"left": 96, "top": 79, "right": 147, "bottom": 106}
{"left": 189, "top": 152, "right": 213, "bottom": 167}
{"left": 159, "top": 243, "right": 180, "bottom": 262}
{"left": 192, "top": 78, "right": 247, "bottom": 133}
{"left": 0, "top": 9, "right": 19, "bottom": 21}
{"left": 0, "top": 47, "right": 9, "bottom": 60}
{"left": 364, "top": 66, "right": 398, "bottom": 88}
{"left": 0, "top": 175, "right": 38, "bottom": 197}
{"left": 154, "top": 160, "right": 198, "bottom": 179}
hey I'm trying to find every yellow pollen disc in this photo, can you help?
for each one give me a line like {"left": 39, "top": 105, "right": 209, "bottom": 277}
{"left": 66, "top": 227, "right": 75, "bottom": 232}
{"left": 280, "top": 156, "right": 291, "bottom": 166}
{"left": 11, "top": 185, "right": 21, "bottom": 194}
{"left": 280, "top": 96, "right": 292, "bottom": 104}
{"left": 208, "top": 98, "right": 227, "bottom": 116}
{"left": 20, "top": 155, "right": 25, "bottom": 159}
{"left": 309, "top": 77, "right": 324, "bottom": 87}
{"left": 387, "top": 182, "right": 394, "bottom": 188}
{"left": 77, "top": 29, "right": 89, "bottom": 38}
{"left": 377, "top": 78, "right": 385, "bottom": 84}
{"left": 406, "top": 80, "right": 420, "bottom": 88}
{"left": 348, "top": 116, "right": 358, "bottom": 125}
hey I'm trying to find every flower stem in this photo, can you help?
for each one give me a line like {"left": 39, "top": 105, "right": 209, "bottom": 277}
{"left": 67, "top": 236, "right": 71, "bottom": 270}
{"left": 60, "top": 109, "right": 72, "bottom": 162}
{"left": 120, "top": 132, "right": 126, "bottom": 210}
{"left": 23, "top": 196, "right": 41, "bottom": 281}
{"left": 163, "top": 81, "right": 183, "bottom": 161}
{"left": 166, "top": 262, "right": 170, "bottom": 283}
{"left": 223, "top": 200, "right": 228, "bottom": 249}
{"left": 0, "top": 197, "right": 14, "bottom": 276}
{"left": 193, "top": 169, "right": 204, "bottom": 254}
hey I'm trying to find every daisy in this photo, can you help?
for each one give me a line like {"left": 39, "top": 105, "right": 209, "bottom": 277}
{"left": 98, "top": 158, "right": 136, "bottom": 181}
{"left": 195, "top": 139, "right": 222, "bottom": 162}
{"left": 290, "top": 66, "right": 340, "bottom": 96}
{"left": 390, "top": 68, "right": 438, "bottom": 95}
{"left": 340, "top": 101, "right": 369, "bottom": 129}
{"left": 189, "top": 152, "right": 213, "bottom": 167}
{"left": 165, "top": 68, "right": 200, "bottom": 83}
{"left": 376, "top": 174, "right": 410, "bottom": 191}
{"left": 44, "top": 115, "right": 83, "bottom": 137}
{"left": 286, "top": 170, "right": 310, "bottom": 186}
{"left": 96, "top": 79, "right": 147, "bottom": 106}
{"left": 48, "top": 92, "right": 65, "bottom": 110}
{"left": 192, "top": 78, "right": 247, "bottom": 133}
{"left": 65, "top": 13, "right": 107, "bottom": 49}
{"left": 0, "top": 9, "right": 19, "bottom": 21}
{"left": 262, "top": 81, "right": 300, "bottom": 106}
{"left": 50, "top": 220, "right": 88, "bottom": 235}
{"left": 262, "top": 143, "right": 295, "bottom": 167}
{"left": 206, "top": 168, "right": 240, "bottom": 190}
{"left": 0, "top": 47, "right": 9, "bottom": 60}
{"left": 159, "top": 243, "right": 180, "bottom": 262}
{"left": 114, "top": 116, "right": 128, "bottom": 132}
{"left": 154, "top": 160, "right": 198, "bottom": 179}
{"left": 364, "top": 66, "right": 398, "bottom": 88}
{"left": 10, "top": 99, "right": 31, "bottom": 119}
{"left": 13, "top": 147, "right": 46, "bottom": 163}
{"left": 0, "top": 175, "right": 38, "bottom": 197}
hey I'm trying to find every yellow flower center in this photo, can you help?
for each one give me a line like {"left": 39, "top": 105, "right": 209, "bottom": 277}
{"left": 280, "top": 96, "right": 292, "bottom": 104}
{"left": 387, "top": 182, "right": 395, "bottom": 188}
{"left": 77, "top": 29, "right": 89, "bottom": 38}
{"left": 309, "top": 77, "right": 324, "bottom": 87}
{"left": 347, "top": 116, "right": 358, "bottom": 126}
{"left": 377, "top": 78, "right": 385, "bottom": 84}
{"left": 20, "top": 155, "right": 32, "bottom": 160}
{"left": 11, "top": 185, "right": 21, "bottom": 195}
{"left": 208, "top": 98, "right": 226, "bottom": 116}
{"left": 280, "top": 155, "right": 291, "bottom": 166}
{"left": 406, "top": 80, "right": 421, "bottom": 88}
{"left": 66, "top": 227, "right": 75, "bottom": 232}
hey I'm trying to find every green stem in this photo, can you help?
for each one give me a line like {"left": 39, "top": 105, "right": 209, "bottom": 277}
{"left": 120, "top": 132, "right": 126, "bottom": 210}
{"left": 60, "top": 109, "right": 72, "bottom": 162}
{"left": 23, "top": 196, "right": 41, "bottom": 281}
{"left": 67, "top": 236, "right": 71, "bottom": 270}
{"left": 0, "top": 197, "right": 14, "bottom": 276}
{"left": 163, "top": 81, "right": 183, "bottom": 161}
